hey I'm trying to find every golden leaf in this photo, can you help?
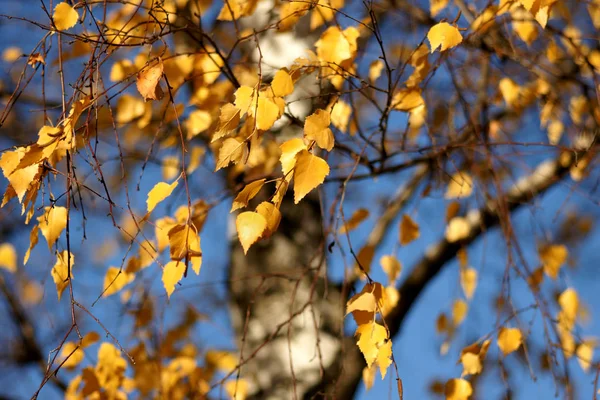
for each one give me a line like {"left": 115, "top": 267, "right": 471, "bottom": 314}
{"left": 255, "top": 201, "right": 281, "bottom": 237}
{"left": 146, "top": 180, "right": 178, "bottom": 213}
{"left": 162, "top": 261, "right": 185, "bottom": 298}
{"left": 330, "top": 100, "right": 351, "bottom": 133}
{"left": 280, "top": 138, "right": 307, "bottom": 178}
{"left": 224, "top": 378, "right": 249, "bottom": 400}
{"left": 539, "top": 244, "right": 567, "bottom": 279}
{"left": 460, "top": 340, "right": 490, "bottom": 376}
{"left": 215, "top": 138, "right": 245, "bottom": 171}
{"left": 51, "top": 251, "right": 74, "bottom": 300}
{"left": 362, "top": 365, "right": 376, "bottom": 391}
{"left": 304, "top": 109, "right": 334, "bottom": 151}
{"left": 339, "top": 208, "right": 369, "bottom": 234}
{"left": 38, "top": 206, "right": 68, "bottom": 250}
{"left": 292, "top": 150, "right": 329, "bottom": 204}
{"left": 380, "top": 255, "right": 402, "bottom": 284}
{"left": 2, "top": 47, "right": 21, "bottom": 62}
{"left": 355, "top": 321, "right": 389, "bottom": 367}
{"left": 427, "top": 22, "right": 463, "bottom": 52}
{"left": 136, "top": 60, "right": 164, "bottom": 101}
{"left": 255, "top": 96, "right": 280, "bottom": 131}
{"left": 53, "top": 2, "right": 79, "bottom": 31}
{"left": 0, "top": 243, "right": 17, "bottom": 273}
{"left": 445, "top": 378, "right": 472, "bottom": 400}
{"left": 576, "top": 340, "right": 594, "bottom": 372}
{"left": 213, "top": 103, "right": 241, "bottom": 142}
{"left": 369, "top": 60, "right": 384, "bottom": 82}
{"left": 393, "top": 88, "right": 425, "bottom": 112}
{"left": 445, "top": 217, "right": 470, "bottom": 243}
{"left": 271, "top": 69, "right": 294, "bottom": 97}
{"left": 460, "top": 268, "right": 477, "bottom": 300}
{"left": 497, "top": 327, "right": 522, "bottom": 356}
{"left": 236, "top": 212, "right": 267, "bottom": 254}
{"left": 452, "top": 299, "right": 468, "bottom": 326}
{"left": 168, "top": 224, "right": 202, "bottom": 275}
{"left": 445, "top": 172, "right": 473, "bottom": 199}
{"left": 231, "top": 179, "right": 266, "bottom": 212}
{"left": 102, "top": 267, "right": 134, "bottom": 297}
{"left": 399, "top": 214, "right": 420, "bottom": 245}
{"left": 186, "top": 109, "right": 212, "bottom": 139}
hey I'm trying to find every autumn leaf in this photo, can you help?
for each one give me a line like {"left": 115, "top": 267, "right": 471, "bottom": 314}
{"left": 231, "top": 179, "right": 266, "bottom": 212}
{"left": 255, "top": 201, "right": 281, "bottom": 237}
{"left": 271, "top": 69, "right": 294, "bottom": 97}
{"left": 102, "top": 267, "right": 134, "bottom": 297}
{"left": 445, "top": 173, "right": 473, "bottom": 199}
{"left": 38, "top": 206, "right": 68, "bottom": 250}
{"left": 215, "top": 138, "right": 245, "bottom": 171}
{"left": 292, "top": 150, "right": 329, "bottom": 204}
{"left": 497, "top": 327, "right": 523, "bottom": 356}
{"left": 0, "top": 243, "right": 17, "bottom": 273}
{"left": 446, "top": 217, "right": 470, "bottom": 243}
{"left": 355, "top": 321, "right": 389, "bottom": 367}
{"left": 380, "top": 255, "right": 402, "bottom": 284}
{"left": 136, "top": 60, "right": 164, "bottom": 101}
{"left": 168, "top": 224, "right": 202, "bottom": 275}
{"left": 53, "top": 2, "right": 79, "bottom": 31}
{"left": 304, "top": 109, "right": 334, "bottom": 151}
{"left": 163, "top": 261, "right": 185, "bottom": 298}
{"left": 280, "top": 138, "right": 307, "bottom": 178}
{"left": 460, "top": 339, "right": 490, "bottom": 377}
{"left": 427, "top": 22, "right": 463, "bottom": 52}
{"left": 213, "top": 103, "right": 241, "bottom": 142}
{"left": 452, "top": 299, "right": 468, "bottom": 326}
{"left": 445, "top": 378, "right": 472, "bottom": 400}
{"left": 51, "top": 251, "right": 74, "bottom": 300}
{"left": 399, "top": 214, "right": 420, "bottom": 245}
{"left": 147, "top": 180, "right": 179, "bottom": 213}
{"left": 460, "top": 268, "right": 477, "bottom": 300}
{"left": 236, "top": 211, "right": 267, "bottom": 254}
{"left": 539, "top": 244, "right": 567, "bottom": 279}
{"left": 339, "top": 208, "right": 369, "bottom": 234}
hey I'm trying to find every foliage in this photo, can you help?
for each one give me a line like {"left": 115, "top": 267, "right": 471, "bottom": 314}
{"left": 0, "top": 0, "right": 599, "bottom": 399}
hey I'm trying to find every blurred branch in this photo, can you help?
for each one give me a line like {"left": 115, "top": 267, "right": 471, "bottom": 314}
{"left": 309, "top": 151, "right": 583, "bottom": 399}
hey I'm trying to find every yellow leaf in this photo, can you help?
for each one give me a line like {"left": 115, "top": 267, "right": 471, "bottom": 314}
{"left": 316, "top": 26, "right": 360, "bottom": 64}
{"left": 0, "top": 243, "right": 17, "bottom": 273}
{"left": 293, "top": 150, "right": 329, "bottom": 204}
{"left": 356, "top": 244, "right": 375, "bottom": 277}
{"left": 547, "top": 120, "right": 564, "bottom": 145}
{"left": 346, "top": 283, "right": 387, "bottom": 315}
{"left": 255, "top": 201, "right": 281, "bottom": 237}
{"left": 430, "top": 0, "right": 450, "bottom": 17}
{"left": 2, "top": 47, "right": 21, "bottom": 62}
{"left": 224, "top": 378, "right": 248, "bottom": 400}
{"left": 102, "top": 267, "right": 134, "bottom": 297}
{"left": 95, "top": 342, "right": 127, "bottom": 391}
{"left": 109, "top": 59, "right": 135, "bottom": 82}
{"left": 460, "top": 268, "right": 477, "bottom": 300}
{"left": 136, "top": 60, "right": 164, "bottom": 101}
{"left": 146, "top": 180, "right": 178, "bottom": 213}
{"left": 304, "top": 109, "right": 334, "bottom": 151}
{"left": 576, "top": 340, "right": 594, "bottom": 372}
{"left": 446, "top": 217, "right": 470, "bottom": 243}
{"left": 330, "top": 100, "right": 351, "bottom": 133}
{"left": 186, "top": 109, "right": 212, "bottom": 139}
{"left": 362, "top": 365, "right": 376, "bottom": 391}
{"left": 459, "top": 340, "right": 490, "bottom": 377}
{"left": 280, "top": 138, "right": 306, "bottom": 178}
{"left": 53, "top": 2, "right": 79, "bottom": 31}
{"left": 497, "top": 327, "right": 522, "bottom": 356}
{"left": 38, "top": 206, "right": 68, "bottom": 250}
{"left": 355, "top": 321, "right": 389, "bottom": 367}
{"left": 234, "top": 86, "right": 256, "bottom": 117}
{"left": 368, "top": 60, "right": 384, "bottom": 82}
{"left": 162, "top": 156, "right": 180, "bottom": 181}
{"left": 558, "top": 287, "right": 579, "bottom": 324}
{"left": 427, "top": 22, "right": 463, "bottom": 52}
{"left": 539, "top": 244, "right": 567, "bottom": 279}
{"left": 339, "top": 208, "right": 369, "bottom": 234}
{"left": 393, "top": 88, "right": 425, "bottom": 111}
{"left": 115, "top": 94, "right": 146, "bottom": 124}
{"left": 377, "top": 340, "right": 393, "bottom": 379}
{"left": 168, "top": 224, "right": 202, "bottom": 275}
{"left": 271, "top": 69, "right": 294, "bottom": 97}
{"left": 499, "top": 78, "right": 520, "bottom": 107}
{"left": 255, "top": 96, "right": 280, "bottom": 130}
{"left": 215, "top": 138, "right": 245, "bottom": 171}
{"left": 61, "top": 342, "right": 84, "bottom": 369}
{"left": 206, "top": 350, "right": 239, "bottom": 372}
{"left": 213, "top": 103, "right": 241, "bottom": 142}
{"left": 236, "top": 212, "right": 267, "bottom": 254}
{"left": 24, "top": 226, "right": 39, "bottom": 265}
{"left": 162, "top": 261, "right": 185, "bottom": 298}
{"left": 380, "top": 255, "right": 402, "bottom": 284}
{"left": 399, "top": 214, "right": 420, "bottom": 245}
{"left": 445, "top": 173, "right": 473, "bottom": 199}
{"left": 231, "top": 179, "right": 266, "bottom": 212}
{"left": 51, "top": 251, "right": 74, "bottom": 300}
{"left": 452, "top": 299, "right": 468, "bottom": 326}
{"left": 445, "top": 378, "right": 472, "bottom": 400}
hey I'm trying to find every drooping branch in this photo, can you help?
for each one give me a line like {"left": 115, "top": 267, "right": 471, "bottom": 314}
{"left": 310, "top": 151, "right": 583, "bottom": 399}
